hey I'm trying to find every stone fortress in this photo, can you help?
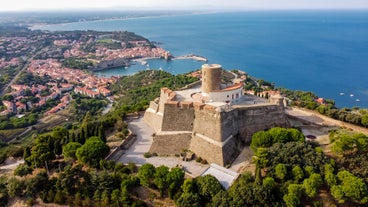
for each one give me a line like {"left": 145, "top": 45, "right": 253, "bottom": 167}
{"left": 144, "top": 64, "right": 289, "bottom": 166}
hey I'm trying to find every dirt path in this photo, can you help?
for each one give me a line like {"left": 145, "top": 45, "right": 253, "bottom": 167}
{"left": 286, "top": 107, "right": 368, "bottom": 134}
{"left": 0, "top": 158, "right": 24, "bottom": 175}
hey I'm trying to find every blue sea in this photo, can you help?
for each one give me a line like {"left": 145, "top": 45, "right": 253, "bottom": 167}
{"left": 33, "top": 10, "right": 368, "bottom": 108}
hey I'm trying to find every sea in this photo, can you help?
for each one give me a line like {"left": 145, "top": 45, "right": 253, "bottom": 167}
{"left": 32, "top": 10, "right": 368, "bottom": 108}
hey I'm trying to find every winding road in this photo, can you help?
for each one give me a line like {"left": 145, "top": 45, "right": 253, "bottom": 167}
{"left": 0, "top": 47, "right": 47, "bottom": 97}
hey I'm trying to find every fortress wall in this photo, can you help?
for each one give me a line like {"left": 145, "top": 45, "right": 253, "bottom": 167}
{"left": 143, "top": 109, "right": 163, "bottom": 132}
{"left": 158, "top": 88, "right": 176, "bottom": 114}
{"left": 221, "top": 134, "right": 243, "bottom": 166}
{"left": 149, "top": 133, "right": 192, "bottom": 154}
{"left": 161, "top": 101, "right": 195, "bottom": 131}
{"left": 149, "top": 101, "right": 159, "bottom": 112}
{"left": 177, "top": 80, "right": 202, "bottom": 91}
{"left": 190, "top": 109, "right": 242, "bottom": 166}
{"left": 220, "top": 110, "right": 239, "bottom": 141}
{"left": 190, "top": 104, "right": 289, "bottom": 166}
{"left": 235, "top": 105, "right": 289, "bottom": 143}
{"left": 192, "top": 106, "right": 223, "bottom": 142}
{"left": 190, "top": 134, "right": 225, "bottom": 166}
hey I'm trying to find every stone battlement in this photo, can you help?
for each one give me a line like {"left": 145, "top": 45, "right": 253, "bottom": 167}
{"left": 144, "top": 64, "right": 289, "bottom": 166}
{"left": 161, "top": 87, "right": 177, "bottom": 100}
{"left": 161, "top": 87, "right": 221, "bottom": 112}
{"left": 144, "top": 87, "right": 289, "bottom": 166}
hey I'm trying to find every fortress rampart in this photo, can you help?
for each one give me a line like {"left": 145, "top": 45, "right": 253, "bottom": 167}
{"left": 143, "top": 64, "right": 289, "bottom": 166}
{"left": 144, "top": 87, "right": 289, "bottom": 166}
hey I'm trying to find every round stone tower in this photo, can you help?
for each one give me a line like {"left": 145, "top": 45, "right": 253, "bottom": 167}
{"left": 202, "top": 64, "right": 222, "bottom": 94}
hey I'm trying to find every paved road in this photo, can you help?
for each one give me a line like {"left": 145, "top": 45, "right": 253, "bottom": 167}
{"left": 7, "top": 126, "right": 32, "bottom": 144}
{"left": 0, "top": 47, "right": 46, "bottom": 96}
{"left": 118, "top": 117, "right": 208, "bottom": 177}
{"left": 118, "top": 117, "right": 154, "bottom": 165}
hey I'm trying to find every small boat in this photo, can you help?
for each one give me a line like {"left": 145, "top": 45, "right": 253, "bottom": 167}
{"left": 339, "top": 93, "right": 345, "bottom": 96}
{"left": 350, "top": 94, "right": 354, "bottom": 97}
{"left": 356, "top": 99, "right": 360, "bottom": 102}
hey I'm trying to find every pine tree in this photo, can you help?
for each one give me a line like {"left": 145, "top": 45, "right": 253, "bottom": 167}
{"left": 98, "top": 124, "right": 106, "bottom": 143}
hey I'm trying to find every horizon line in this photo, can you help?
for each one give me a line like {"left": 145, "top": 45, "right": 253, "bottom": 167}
{"left": 1, "top": 7, "right": 368, "bottom": 13}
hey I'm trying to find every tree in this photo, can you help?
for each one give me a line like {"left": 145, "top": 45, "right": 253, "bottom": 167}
{"left": 325, "top": 173, "right": 337, "bottom": 187}
{"left": 267, "top": 142, "right": 327, "bottom": 176}
{"left": 250, "top": 131, "right": 271, "bottom": 152}
{"left": 62, "top": 142, "right": 82, "bottom": 160}
{"left": 275, "top": 163, "right": 287, "bottom": 181}
{"left": 333, "top": 170, "right": 368, "bottom": 204}
{"left": 76, "top": 136, "right": 109, "bottom": 168}
{"left": 81, "top": 111, "right": 93, "bottom": 139}
{"left": 361, "top": 114, "right": 368, "bottom": 127}
{"left": 119, "top": 187, "right": 132, "bottom": 206}
{"left": 250, "top": 127, "right": 305, "bottom": 153}
{"left": 153, "top": 165, "right": 169, "bottom": 197}
{"left": 283, "top": 193, "right": 300, "bottom": 207}
{"left": 182, "top": 178, "right": 196, "bottom": 194}
{"left": 14, "top": 164, "right": 32, "bottom": 177}
{"left": 26, "top": 142, "right": 54, "bottom": 169}
{"left": 7, "top": 178, "right": 24, "bottom": 198}
{"left": 25, "top": 171, "right": 49, "bottom": 198}
{"left": 283, "top": 184, "right": 302, "bottom": 207}
{"left": 253, "top": 147, "right": 268, "bottom": 182}
{"left": 110, "top": 189, "right": 121, "bottom": 207}
{"left": 98, "top": 124, "right": 106, "bottom": 143}
{"left": 138, "top": 163, "right": 155, "bottom": 187}
{"left": 227, "top": 172, "right": 280, "bottom": 207}
{"left": 331, "top": 185, "right": 345, "bottom": 204}
{"left": 291, "top": 166, "right": 304, "bottom": 182}
{"left": 176, "top": 192, "right": 201, "bottom": 207}
{"left": 166, "top": 167, "right": 185, "bottom": 198}
{"left": 0, "top": 176, "right": 9, "bottom": 206}
{"left": 52, "top": 126, "right": 69, "bottom": 142}
{"left": 302, "top": 173, "right": 322, "bottom": 198}
{"left": 227, "top": 173, "right": 256, "bottom": 206}
{"left": 196, "top": 174, "right": 224, "bottom": 202}
{"left": 211, "top": 191, "right": 230, "bottom": 207}
{"left": 56, "top": 165, "right": 91, "bottom": 196}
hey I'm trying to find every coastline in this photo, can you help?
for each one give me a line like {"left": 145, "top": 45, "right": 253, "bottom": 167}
{"left": 173, "top": 54, "right": 208, "bottom": 62}
{"left": 23, "top": 11, "right": 368, "bottom": 108}
{"left": 132, "top": 57, "right": 161, "bottom": 66}
{"left": 29, "top": 11, "right": 217, "bottom": 31}
{"left": 132, "top": 54, "right": 208, "bottom": 66}
{"left": 94, "top": 54, "right": 208, "bottom": 72}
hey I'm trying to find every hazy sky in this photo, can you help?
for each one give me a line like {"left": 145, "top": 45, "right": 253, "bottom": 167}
{"left": 1, "top": 0, "right": 368, "bottom": 11}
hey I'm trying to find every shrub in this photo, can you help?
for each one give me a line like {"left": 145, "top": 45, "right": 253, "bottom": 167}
{"left": 14, "top": 164, "right": 33, "bottom": 177}
{"left": 201, "top": 159, "right": 208, "bottom": 165}
{"left": 144, "top": 152, "right": 152, "bottom": 158}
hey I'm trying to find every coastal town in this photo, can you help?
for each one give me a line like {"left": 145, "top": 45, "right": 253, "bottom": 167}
{"left": 0, "top": 29, "right": 172, "bottom": 117}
